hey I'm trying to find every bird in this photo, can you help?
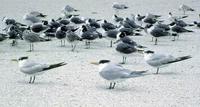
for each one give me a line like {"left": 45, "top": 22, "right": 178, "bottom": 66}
{"left": 2, "top": 17, "right": 26, "bottom": 26}
{"left": 116, "top": 42, "right": 139, "bottom": 64}
{"left": 114, "top": 32, "right": 146, "bottom": 48}
{"left": 15, "top": 56, "right": 66, "bottom": 83}
{"left": 103, "top": 29, "right": 119, "bottom": 47}
{"left": 170, "top": 25, "right": 193, "bottom": 33}
{"left": 29, "top": 23, "right": 49, "bottom": 34}
{"left": 61, "top": 5, "right": 78, "bottom": 17}
{"left": 28, "top": 11, "right": 47, "bottom": 18}
{"left": 101, "top": 20, "right": 117, "bottom": 31}
{"left": 66, "top": 30, "right": 82, "bottom": 51}
{"left": 193, "top": 21, "right": 200, "bottom": 28}
{"left": 23, "top": 11, "right": 46, "bottom": 25}
{"left": 91, "top": 60, "right": 147, "bottom": 89}
{"left": 143, "top": 50, "right": 192, "bottom": 74}
{"left": 113, "top": 14, "right": 124, "bottom": 23}
{"left": 179, "top": 4, "right": 195, "bottom": 15}
{"left": 168, "top": 12, "right": 188, "bottom": 21}
{"left": 145, "top": 24, "right": 170, "bottom": 45}
{"left": 55, "top": 26, "right": 67, "bottom": 47}
{"left": 69, "top": 15, "right": 85, "bottom": 24}
{"left": 112, "top": 2, "right": 128, "bottom": 15}
{"left": 86, "top": 18, "right": 101, "bottom": 29}
{"left": 23, "top": 30, "right": 49, "bottom": 52}
{"left": 80, "top": 25, "right": 101, "bottom": 48}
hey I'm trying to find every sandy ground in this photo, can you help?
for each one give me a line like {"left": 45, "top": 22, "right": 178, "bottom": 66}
{"left": 0, "top": 0, "right": 200, "bottom": 107}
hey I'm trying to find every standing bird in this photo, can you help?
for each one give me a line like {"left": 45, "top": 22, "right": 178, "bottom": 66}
{"left": 55, "top": 26, "right": 67, "bottom": 47}
{"left": 23, "top": 30, "right": 48, "bottom": 52}
{"left": 61, "top": 5, "right": 79, "bottom": 17}
{"left": 145, "top": 24, "right": 170, "bottom": 45}
{"left": 14, "top": 56, "right": 66, "bottom": 83}
{"left": 143, "top": 50, "right": 192, "bottom": 74}
{"left": 171, "top": 25, "right": 193, "bottom": 33}
{"left": 179, "top": 4, "right": 195, "bottom": 15}
{"left": 91, "top": 60, "right": 147, "bottom": 89}
{"left": 101, "top": 20, "right": 117, "bottom": 31}
{"left": 112, "top": 2, "right": 128, "bottom": 15}
{"left": 23, "top": 11, "right": 46, "bottom": 26}
{"left": 116, "top": 42, "right": 138, "bottom": 64}
{"left": 103, "top": 30, "right": 119, "bottom": 47}
{"left": 66, "top": 30, "right": 82, "bottom": 51}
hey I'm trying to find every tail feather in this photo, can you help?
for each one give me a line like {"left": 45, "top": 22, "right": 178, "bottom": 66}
{"left": 181, "top": 15, "right": 188, "bottom": 19}
{"left": 186, "top": 29, "right": 193, "bottom": 32}
{"left": 43, "top": 62, "right": 67, "bottom": 71}
{"left": 163, "top": 55, "right": 192, "bottom": 64}
{"left": 130, "top": 70, "right": 148, "bottom": 75}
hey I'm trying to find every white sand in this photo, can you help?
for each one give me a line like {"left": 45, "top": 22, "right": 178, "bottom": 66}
{"left": 0, "top": 0, "right": 200, "bottom": 106}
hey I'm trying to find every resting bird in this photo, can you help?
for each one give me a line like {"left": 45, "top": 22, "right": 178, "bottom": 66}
{"left": 14, "top": 56, "right": 66, "bottom": 83}
{"left": 91, "top": 60, "right": 147, "bottom": 89}
{"left": 143, "top": 50, "right": 192, "bottom": 74}
{"left": 179, "top": 4, "right": 195, "bottom": 15}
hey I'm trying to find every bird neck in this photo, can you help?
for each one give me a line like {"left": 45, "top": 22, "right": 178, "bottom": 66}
{"left": 98, "top": 63, "right": 108, "bottom": 72}
{"left": 144, "top": 53, "right": 153, "bottom": 61}
{"left": 19, "top": 60, "right": 28, "bottom": 67}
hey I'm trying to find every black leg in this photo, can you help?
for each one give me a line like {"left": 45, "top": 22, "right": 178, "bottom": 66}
{"left": 29, "top": 76, "right": 32, "bottom": 83}
{"left": 151, "top": 37, "right": 154, "bottom": 42}
{"left": 156, "top": 68, "right": 159, "bottom": 74}
{"left": 112, "top": 82, "right": 116, "bottom": 89}
{"left": 72, "top": 44, "right": 77, "bottom": 51}
{"left": 109, "top": 82, "right": 112, "bottom": 89}
{"left": 32, "top": 76, "right": 35, "bottom": 83}
{"left": 155, "top": 38, "right": 158, "bottom": 45}
{"left": 32, "top": 43, "right": 34, "bottom": 51}
{"left": 110, "top": 40, "right": 112, "bottom": 47}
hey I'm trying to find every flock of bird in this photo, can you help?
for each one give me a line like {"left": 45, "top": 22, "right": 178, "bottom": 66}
{"left": 1, "top": 2, "right": 198, "bottom": 89}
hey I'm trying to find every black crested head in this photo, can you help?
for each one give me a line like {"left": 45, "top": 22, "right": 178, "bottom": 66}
{"left": 42, "top": 20, "right": 48, "bottom": 25}
{"left": 145, "top": 24, "right": 153, "bottom": 28}
{"left": 88, "top": 18, "right": 92, "bottom": 22}
{"left": 119, "top": 32, "right": 126, "bottom": 38}
{"left": 99, "top": 60, "right": 110, "bottom": 64}
{"left": 144, "top": 50, "right": 154, "bottom": 54}
{"left": 61, "top": 26, "right": 68, "bottom": 31}
{"left": 82, "top": 25, "right": 87, "bottom": 32}
{"left": 18, "top": 56, "right": 28, "bottom": 61}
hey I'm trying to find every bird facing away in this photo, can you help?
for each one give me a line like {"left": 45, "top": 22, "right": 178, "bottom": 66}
{"left": 143, "top": 50, "right": 192, "bottom": 74}
{"left": 179, "top": 4, "right": 195, "bottom": 15}
{"left": 91, "top": 60, "right": 147, "bottom": 89}
{"left": 16, "top": 56, "right": 67, "bottom": 83}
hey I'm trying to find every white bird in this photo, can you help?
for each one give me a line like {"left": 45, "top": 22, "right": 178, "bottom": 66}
{"left": 143, "top": 50, "right": 192, "bottom": 74}
{"left": 91, "top": 60, "right": 147, "bottom": 89}
{"left": 168, "top": 12, "right": 188, "bottom": 21}
{"left": 61, "top": 5, "right": 78, "bottom": 17}
{"left": 112, "top": 2, "right": 128, "bottom": 15}
{"left": 112, "top": 2, "right": 128, "bottom": 10}
{"left": 23, "top": 11, "right": 46, "bottom": 25}
{"left": 179, "top": 4, "right": 195, "bottom": 15}
{"left": 23, "top": 30, "right": 48, "bottom": 52}
{"left": 15, "top": 56, "right": 66, "bottom": 83}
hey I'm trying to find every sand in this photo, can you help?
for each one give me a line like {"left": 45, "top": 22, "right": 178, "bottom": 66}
{"left": 0, "top": 0, "right": 200, "bottom": 107}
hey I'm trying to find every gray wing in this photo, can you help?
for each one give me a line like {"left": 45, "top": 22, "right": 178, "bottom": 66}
{"left": 147, "top": 54, "right": 175, "bottom": 67}
{"left": 23, "top": 31, "right": 41, "bottom": 42}
{"left": 99, "top": 63, "right": 132, "bottom": 80}
{"left": 20, "top": 61, "right": 49, "bottom": 74}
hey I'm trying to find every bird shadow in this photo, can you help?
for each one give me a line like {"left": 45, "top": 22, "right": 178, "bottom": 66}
{"left": 17, "top": 80, "right": 64, "bottom": 86}
{"left": 155, "top": 72, "right": 179, "bottom": 76}
{"left": 95, "top": 85, "right": 142, "bottom": 92}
